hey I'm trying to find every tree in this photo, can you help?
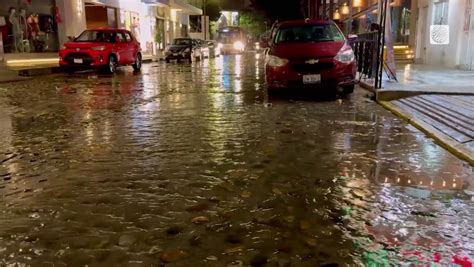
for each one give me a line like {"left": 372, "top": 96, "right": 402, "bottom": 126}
{"left": 204, "top": 0, "right": 221, "bottom": 22}
{"left": 239, "top": 11, "right": 266, "bottom": 37}
{"left": 250, "top": 0, "right": 303, "bottom": 21}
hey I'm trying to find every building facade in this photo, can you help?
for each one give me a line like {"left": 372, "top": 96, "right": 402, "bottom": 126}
{"left": 0, "top": 0, "right": 204, "bottom": 58}
{"left": 413, "top": 0, "right": 474, "bottom": 70}
{"left": 1, "top": 0, "right": 63, "bottom": 53}
{"left": 324, "top": 0, "right": 474, "bottom": 70}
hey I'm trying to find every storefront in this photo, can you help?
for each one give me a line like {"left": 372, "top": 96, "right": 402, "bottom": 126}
{"left": 123, "top": 10, "right": 140, "bottom": 40}
{"left": 0, "top": 0, "right": 61, "bottom": 53}
{"left": 154, "top": 6, "right": 168, "bottom": 50}
{"left": 334, "top": 0, "right": 473, "bottom": 69}
{"left": 120, "top": 0, "right": 155, "bottom": 54}
{"left": 337, "top": 0, "right": 412, "bottom": 44}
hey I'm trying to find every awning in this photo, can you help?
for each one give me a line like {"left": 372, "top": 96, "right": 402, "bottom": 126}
{"left": 85, "top": 0, "right": 121, "bottom": 8}
{"left": 171, "top": 0, "right": 202, "bottom": 15}
{"left": 141, "top": 0, "right": 170, "bottom": 6}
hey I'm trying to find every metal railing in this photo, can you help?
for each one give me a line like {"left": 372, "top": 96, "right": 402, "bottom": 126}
{"left": 350, "top": 31, "right": 382, "bottom": 89}
{"left": 347, "top": 0, "right": 390, "bottom": 89}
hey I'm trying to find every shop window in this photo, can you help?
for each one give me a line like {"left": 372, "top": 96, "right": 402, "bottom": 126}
{"left": 190, "top": 15, "right": 202, "bottom": 32}
{"left": 433, "top": 0, "right": 449, "bottom": 25}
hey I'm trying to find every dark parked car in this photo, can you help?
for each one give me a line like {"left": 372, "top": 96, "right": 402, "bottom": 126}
{"left": 59, "top": 28, "right": 142, "bottom": 74}
{"left": 265, "top": 20, "right": 357, "bottom": 95}
{"left": 165, "top": 38, "right": 202, "bottom": 63}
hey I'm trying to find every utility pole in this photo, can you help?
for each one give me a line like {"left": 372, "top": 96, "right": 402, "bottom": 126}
{"left": 329, "top": 0, "right": 334, "bottom": 19}
{"left": 202, "top": 0, "right": 207, "bottom": 40}
{"left": 315, "top": 0, "right": 320, "bottom": 19}
{"left": 322, "top": 0, "right": 326, "bottom": 19}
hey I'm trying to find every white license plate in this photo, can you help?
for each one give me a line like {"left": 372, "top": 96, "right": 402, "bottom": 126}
{"left": 173, "top": 53, "right": 178, "bottom": 56}
{"left": 303, "top": 74, "right": 321, "bottom": 84}
{"left": 73, "top": 58, "right": 83, "bottom": 64}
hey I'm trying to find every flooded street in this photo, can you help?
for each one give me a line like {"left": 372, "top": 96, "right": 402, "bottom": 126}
{"left": 0, "top": 54, "right": 472, "bottom": 266}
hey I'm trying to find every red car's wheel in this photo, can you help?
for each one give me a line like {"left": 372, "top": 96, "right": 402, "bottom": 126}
{"left": 342, "top": 85, "right": 354, "bottom": 95}
{"left": 132, "top": 53, "right": 142, "bottom": 71}
{"left": 104, "top": 55, "right": 117, "bottom": 74}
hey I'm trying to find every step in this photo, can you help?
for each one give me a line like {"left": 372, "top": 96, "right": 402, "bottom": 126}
{"left": 394, "top": 51, "right": 414, "bottom": 55}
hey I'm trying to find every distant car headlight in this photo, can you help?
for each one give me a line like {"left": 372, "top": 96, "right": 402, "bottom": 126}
{"left": 255, "top": 42, "right": 260, "bottom": 49}
{"left": 91, "top": 46, "right": 107, "bottom": 51}
{"left": 233, "top": 41, "right": 245, "bottom": 51}
{"left": 183, "top": 48, "right": 191, "bottom": 53}
{"left": 334, "top": 44, "right": 355, "bottom": 63}
{"left": 266, "top": 55, "right": 289, "bottom": 68}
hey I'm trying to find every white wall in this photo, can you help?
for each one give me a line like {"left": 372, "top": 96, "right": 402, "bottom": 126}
{"left": 458, "top": 0, "right": 474, "bottom": 70}
{"left": 416, "top": 0, "right": 471, "bottom": 68}
{"left": 119, "top": 0, "right": 155, "bottom": 53}
{"left": 56, "top": 0, "right": 87, "bottom": 46}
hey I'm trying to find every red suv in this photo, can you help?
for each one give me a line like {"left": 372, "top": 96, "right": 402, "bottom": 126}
{"left": 59, "top": 28, "right": 142, "bottom": 74}
{"left": 265, "top": 20, "right": 356, "bottom": 95}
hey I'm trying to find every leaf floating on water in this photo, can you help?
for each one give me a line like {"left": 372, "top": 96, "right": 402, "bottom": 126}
{"left": 160, "top": 250, "right": 189, "bottom": 263}
{"left": 191, "top": 216, "right": 209, "bottom": 224}
{"left": 272, "top": 188, "right": 283, "bottom": 195}
{"left": 225, "top": 246, "right": 244, "bottom": 254}
{"left": 241, "top": 191, "right": 252, "bottom": 198}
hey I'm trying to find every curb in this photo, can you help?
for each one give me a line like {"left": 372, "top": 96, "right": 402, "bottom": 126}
{"left": 358, "top": 80, "right": 375, "bottom": 93}
{"left": 1, "top": 59, "right": 158, "bottom": 80}
{"left": 379, "top": 101, "right": 474, "bottom": 166}
{"left": 0, "top": 77, "right": 33, "bottom": 84}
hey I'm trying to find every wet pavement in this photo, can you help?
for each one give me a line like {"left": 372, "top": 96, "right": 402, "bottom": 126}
{"left": 0, "top": 54, "right": 473, "bottom": 266}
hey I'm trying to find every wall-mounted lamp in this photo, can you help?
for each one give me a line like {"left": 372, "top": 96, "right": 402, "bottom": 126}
{"left": 334, "top": 9, "right": 341, "bottom": 20}
{"left": 341, "top": 3, "right": 350, "bottom": 15}
{"left": 353, "top": 0, "right": 364, "bottom": 8}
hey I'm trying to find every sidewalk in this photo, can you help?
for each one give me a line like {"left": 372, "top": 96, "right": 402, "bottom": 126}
{"left": 364, "top": 64, "right": 474, "bottom": 165}
{"left": 359, "top": 64, "right": 474, "bottom": 100}
{"left": 0, "top": 64, "right": 31, "bottom": 83}
{"left": 0, "top": 52, "right": 160, "bottom": 82}
{"left": 380, "top": 95, "right": 473, "bottom": 165}
{"left": 3, "top": 53, "right": 59, "bottom": 71}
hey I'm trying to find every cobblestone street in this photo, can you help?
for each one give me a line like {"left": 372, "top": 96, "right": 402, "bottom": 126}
{"left": 0, "top": 54, "right": 472, "bottom": 266}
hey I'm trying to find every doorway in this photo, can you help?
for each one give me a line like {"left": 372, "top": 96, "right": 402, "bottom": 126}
{"left": 416, "top": 6, "right": 429, "bottom": 63}
{"left": 85, "top": 5, "right": 118, "bottom": 29}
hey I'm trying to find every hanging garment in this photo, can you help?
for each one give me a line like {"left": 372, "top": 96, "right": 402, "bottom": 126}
{"left": 27, "top": 14, "right": 40, "bottom": 38}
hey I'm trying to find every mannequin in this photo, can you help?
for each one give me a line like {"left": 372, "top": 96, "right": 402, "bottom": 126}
{"left": 19, "top": 8, "right": 29, "bottom": 52}
{"left": 19, "top": 9, "right": 27, "bottom": 39}
{"left": 8, "top": 7, "right": 21, "bottom": 52}
{"left": 27, "top": 13, "right": 39, "bottom": 38}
